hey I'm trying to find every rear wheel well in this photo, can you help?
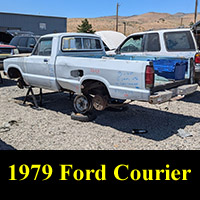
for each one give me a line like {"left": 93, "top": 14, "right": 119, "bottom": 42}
{"left": 81, "top": 80, "right": 110, "bottom": 96}
{"left": 8, "top": 68, "right": 22, "bottom": 79}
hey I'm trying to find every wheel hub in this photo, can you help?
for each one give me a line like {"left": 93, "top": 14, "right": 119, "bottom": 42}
{"left": 73, "top": 95, "right": 92, "bottom": 114}
{"left": 92, "top": 95, "right": 107, "bottom": 111}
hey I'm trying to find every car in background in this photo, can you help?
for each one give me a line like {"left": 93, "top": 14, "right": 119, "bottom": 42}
{"left": 110, "top": 28, "right": 200, "bottom": 84}
{"left": 9, "top": 35, "right": 40, "bottom": 53}
{"left": 0, "top": 44, "right": 19, "bottom": 70}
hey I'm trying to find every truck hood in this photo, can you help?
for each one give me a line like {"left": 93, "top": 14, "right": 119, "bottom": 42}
{"left": 0, "top": 32, "right": 13, "bottom": 44}
{"left": 3, "top": 56, "right": 26, "bottom": 73}
{"left": 95, "top": 31, "right": 126, "bottom": 50}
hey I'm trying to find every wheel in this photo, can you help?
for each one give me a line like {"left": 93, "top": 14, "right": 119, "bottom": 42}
{"left": 73, "top": 95, "right": 93, "bottom": 114}
{"left": 92, "top": 94, "right": 108, "bottom": 111}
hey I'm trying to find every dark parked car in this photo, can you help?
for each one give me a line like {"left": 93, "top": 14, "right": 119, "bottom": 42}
{"left": 0, "top": 44, "right": 19, "bottom": 70}
{"left": 9, "top": 35, "right": 40, "bottom": 53}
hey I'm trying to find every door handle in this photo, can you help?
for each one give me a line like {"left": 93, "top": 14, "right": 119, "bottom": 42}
{"left": 44, "top": 59, "right": 48, "bottom": 63}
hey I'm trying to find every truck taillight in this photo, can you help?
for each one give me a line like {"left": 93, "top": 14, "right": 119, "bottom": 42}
{"left": 145, "top": 64, "right": 155, "bottom": 89}
{"left": 195, "top": 53, "right": 200, "bottom": 64}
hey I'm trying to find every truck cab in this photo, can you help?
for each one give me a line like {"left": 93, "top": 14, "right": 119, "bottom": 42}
{"left": 4, "top": 33, "right": 106, "bottom": 90}
{"left": 42, "top": 32, "right": 106, "bottom": 58}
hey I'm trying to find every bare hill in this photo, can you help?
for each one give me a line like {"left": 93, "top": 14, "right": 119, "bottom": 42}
{"left": 67, "top": 12, "right": 200, "bottom": 36}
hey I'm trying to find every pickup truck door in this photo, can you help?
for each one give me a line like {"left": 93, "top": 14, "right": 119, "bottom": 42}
{"left": 24, "top": 37, "right": 57, "bottom": 90}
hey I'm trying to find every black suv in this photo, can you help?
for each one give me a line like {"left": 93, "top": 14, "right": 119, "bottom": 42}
{"left": 9, "top": 35, "right": 40, "bottom": 53}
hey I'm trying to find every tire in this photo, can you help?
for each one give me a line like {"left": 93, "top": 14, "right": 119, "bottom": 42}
{"left": 71, "top": 112, "right": 97, "bottom": 122}
{"left": 73, "top": 95, "right": 93, "bottom": 114}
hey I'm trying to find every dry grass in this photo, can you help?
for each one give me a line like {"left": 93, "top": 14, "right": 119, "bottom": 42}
{"left": 67, "top": 12, "right": 200, "bottom": 36}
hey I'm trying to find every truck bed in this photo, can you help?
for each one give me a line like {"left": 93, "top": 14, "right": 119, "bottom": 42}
{"left": 111, "top": 54, "right": 198, "bottom": 104}
{"left": 153, "top": 79, "right": 188, "bottom": 93}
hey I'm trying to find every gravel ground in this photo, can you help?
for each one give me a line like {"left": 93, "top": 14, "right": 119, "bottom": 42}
{"left": 0, "top": 73, "right": 200, "bottom": 150}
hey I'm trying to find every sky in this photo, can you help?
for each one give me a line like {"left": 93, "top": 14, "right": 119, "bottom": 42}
{"left": 0, "top": 0, "right": 198, "bottom": 18}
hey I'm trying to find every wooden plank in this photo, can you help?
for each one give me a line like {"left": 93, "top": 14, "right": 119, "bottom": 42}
{"left": 149, "top": 84, "right": 198, "bottom": 104}
{"left": 177, "top": 84, "right": 198, "bottom": 95}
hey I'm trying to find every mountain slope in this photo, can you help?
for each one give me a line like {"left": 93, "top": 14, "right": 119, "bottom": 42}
{"left": 67, "top": 12, "right": 200, "bottom": 36}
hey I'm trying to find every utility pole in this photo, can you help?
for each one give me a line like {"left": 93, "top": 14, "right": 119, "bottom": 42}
{"left": 123, "top": 22, "right": 126, "bottom": 35}
{"left": 194, "top": 0, "right": 198, "bottom": 24}
{"left": 180, "top": 18, "right": 183, "bottom": 27}
{"left": 116, "top": 3, "right": 120, "bottom": 32}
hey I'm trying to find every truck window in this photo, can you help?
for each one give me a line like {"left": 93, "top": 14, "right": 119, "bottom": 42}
{"left": 32, "top": 37, "right": 52, "bottom": 56}
{"left": 164, "top": 31, "right": 195, "bottom": 51}
{"left": 83, "top": 38, "right": 101, "bottom": 50}
{"left": 120, "top": 35, "right": 144, "bottom": 53}
{"left": 93, "top": 39, "right": 101, "bottom": 49}
{"left": 62, "top": 37, "right": 82, "bottom": 51}
{"left": 62, "top": 37, "right": 102, "bottom": 51}
{"left": 146, "top": 33, "right": 161, "bottom": 52}
{"left": 83, "top": 38, "right": 90, "bottom": 49}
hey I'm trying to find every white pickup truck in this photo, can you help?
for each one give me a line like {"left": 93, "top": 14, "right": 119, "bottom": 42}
{"left": 3, "top": 32, "right": 198, "bottom": 114}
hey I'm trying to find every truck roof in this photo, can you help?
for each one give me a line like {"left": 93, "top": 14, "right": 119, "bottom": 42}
{"left": 41, "top": 32, "right": 101, "bottom": 39}
{"left": 128, "top": 28, "right": 191, "bottom": 37}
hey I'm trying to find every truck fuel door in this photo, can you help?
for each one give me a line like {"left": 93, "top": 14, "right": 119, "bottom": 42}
{"left": 71, "top": 70, "right": 84, "bottom": 78}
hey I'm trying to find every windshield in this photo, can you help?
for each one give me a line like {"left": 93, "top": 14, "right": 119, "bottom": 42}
{"left": 120, "top": 35, "right": 144, "bottom": 53}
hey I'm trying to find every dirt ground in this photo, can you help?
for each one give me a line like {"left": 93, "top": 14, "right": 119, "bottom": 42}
{"left": 0, "top": 73, "right": 200, "bottom": 150}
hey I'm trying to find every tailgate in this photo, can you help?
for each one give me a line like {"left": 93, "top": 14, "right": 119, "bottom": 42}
{"left": 149, "top": 83, "right": 198, "bottom": 104}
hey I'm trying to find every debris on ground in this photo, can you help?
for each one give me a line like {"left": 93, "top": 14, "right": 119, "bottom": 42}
{"left": 0, "top": 120, "right": 19, "bottom": 133}
{"left": 132, "top": 129, "right": 148, "bottom": 134}
{"left": 177, "top": 129, "right": 193, "bottom": 139}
